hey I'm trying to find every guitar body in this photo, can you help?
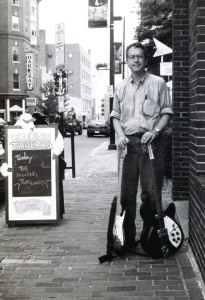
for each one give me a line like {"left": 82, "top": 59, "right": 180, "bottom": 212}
{"left": 140, "top": 202, "right": 184, "bottom": 258}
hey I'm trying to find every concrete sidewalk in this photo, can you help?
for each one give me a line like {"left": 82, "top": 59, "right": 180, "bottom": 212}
{"left": 0, "top": 141, "right": 204, "bottom": 299}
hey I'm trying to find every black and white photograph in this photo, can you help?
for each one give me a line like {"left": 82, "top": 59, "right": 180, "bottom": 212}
{"left": 0, "top": 0, "right": 204, "bottom": 299}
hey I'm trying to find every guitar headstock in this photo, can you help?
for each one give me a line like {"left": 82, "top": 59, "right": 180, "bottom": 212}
{"left": 119, "top": 146, "right": 127, "bottom": 159}
{"left": 142, "top": 143, "right": 155, "bottom": 160}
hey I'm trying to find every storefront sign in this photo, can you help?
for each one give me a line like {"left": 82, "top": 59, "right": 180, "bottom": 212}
{"left": 26, "top": 54, "right": 33, "bottom": 91}
{"left": 5, "top": 125, "right": 59, "bottom": 225}
{"left": 55, "top": 23, "right": 65, "bottom": 68}
{"left": 88, "top": 0, "right": 108, "bottom": 28}
{"left": 26, "top": 98, "right": 36, "bottom": 107}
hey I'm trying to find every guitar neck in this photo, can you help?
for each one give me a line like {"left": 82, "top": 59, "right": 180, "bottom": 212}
{"left": 116, "top": 148, "right": 126, "bottom": 215}
{"left": 150, "top": 160, "right": 165, "bottom": 228}
{"left": 147, "top": 144, "right": 165, "bottom": 230}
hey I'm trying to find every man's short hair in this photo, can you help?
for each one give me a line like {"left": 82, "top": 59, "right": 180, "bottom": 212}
{"left": 126, "top": 42, "right": 147, "bottom": 59}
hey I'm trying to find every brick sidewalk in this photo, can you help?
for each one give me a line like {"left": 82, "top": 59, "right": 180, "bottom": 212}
{"left": 0, "top": 142, "right": 204, "bottom": 299}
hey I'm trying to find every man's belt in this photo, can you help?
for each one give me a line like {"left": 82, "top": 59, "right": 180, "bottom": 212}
{"left": 126, "top": 132, "right": 145, "bottom": 138}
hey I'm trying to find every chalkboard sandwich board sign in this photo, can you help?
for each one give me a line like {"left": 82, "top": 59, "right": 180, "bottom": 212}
{"left": 5, "top": 125, "right": 60, "bottom": 225}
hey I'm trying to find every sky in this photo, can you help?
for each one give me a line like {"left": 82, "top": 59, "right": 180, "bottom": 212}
{"left": 39, "top": 0, "right": 139, "bottom": 105}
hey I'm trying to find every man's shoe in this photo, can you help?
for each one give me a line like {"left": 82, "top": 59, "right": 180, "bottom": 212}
{"left": 115, "top": 240, "right": 140, "bottom": 256}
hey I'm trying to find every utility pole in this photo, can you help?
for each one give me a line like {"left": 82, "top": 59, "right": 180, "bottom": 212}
{"left": 108, "top": 0, "right": 117, "bottom": 150}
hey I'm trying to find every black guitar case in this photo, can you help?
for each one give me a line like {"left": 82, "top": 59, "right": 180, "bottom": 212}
{"left": 140, "top": 144, "right": 184, "bottom": 258}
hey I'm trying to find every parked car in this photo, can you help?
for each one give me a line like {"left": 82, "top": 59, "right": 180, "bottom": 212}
{"left": 87, "top": 120, "right": 109, "bottom": 137}
{"left": 64, "top": 118, "right": 83, "bottom": 135}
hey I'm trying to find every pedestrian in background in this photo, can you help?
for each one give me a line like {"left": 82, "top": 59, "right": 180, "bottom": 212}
{"left": 110, "top": 42, "right": 173, "bottom": 255}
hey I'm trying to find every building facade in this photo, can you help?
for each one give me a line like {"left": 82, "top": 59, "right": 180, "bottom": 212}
{"left": 139, "top": 0, "right": 205, "bottom": 283}
{"left": 39, "top": 30, "right": 93, "bottom": 122}
{"left": 0, "top": 0, "right": 41, "bottom": 123}
{"left": 172, "top": 0, "right": 205, "bottom": 282}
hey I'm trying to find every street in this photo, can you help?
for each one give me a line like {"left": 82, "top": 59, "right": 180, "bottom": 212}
{"left": 64, "top": 129, "right": 111, "bottom": 179}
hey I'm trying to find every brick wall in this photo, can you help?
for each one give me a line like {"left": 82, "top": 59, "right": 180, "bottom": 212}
{"left": 173, "top": 0, "right": 205, "bottom": 282}
{"left": 172, "top": 0, "right": 190, "bottom": 201}
{"left": 189, "top": 0, "right": 205, "bottom": 282}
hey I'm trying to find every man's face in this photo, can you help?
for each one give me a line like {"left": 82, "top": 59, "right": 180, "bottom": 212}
{"left": 126, "top": 47, "right": 146, "bottom": 74}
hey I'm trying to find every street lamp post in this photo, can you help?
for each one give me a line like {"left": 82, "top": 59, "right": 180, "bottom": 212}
{"left": 122, "top": 17, "right": 125, "bottom": 80}
{"left": 108, "top": 0, "right": 117, "bottom": 150}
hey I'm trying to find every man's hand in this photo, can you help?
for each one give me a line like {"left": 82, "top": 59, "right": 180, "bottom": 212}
{"left": 0, "top": 163, "right": 9, "bottom": 177}
{"left": 118, "top": 135, "right": 129, "bottom": 149}
{"left": 141, "top": 130, "right": 159, "bottom": 144}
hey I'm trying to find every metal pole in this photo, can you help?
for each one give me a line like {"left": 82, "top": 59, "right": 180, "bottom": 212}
{"left": 71, "top": 130, "right": 76, "bottom": 178}
{"left": 122, "top": 17, "right": 125, "bottom": 80}
{"left": 108, "top": 0, "right": 117, "bottom": 150}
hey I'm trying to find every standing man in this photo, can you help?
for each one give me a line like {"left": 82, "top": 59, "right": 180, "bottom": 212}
{"left": 110, "top": 42, "right": 173, "bottom": 255}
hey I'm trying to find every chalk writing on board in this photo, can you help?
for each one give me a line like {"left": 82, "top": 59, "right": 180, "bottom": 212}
{"left": 12, "top": 149, "right": 52, "bottom": 197}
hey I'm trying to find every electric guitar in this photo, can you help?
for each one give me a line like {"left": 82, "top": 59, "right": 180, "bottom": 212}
{"left": 98, "top": 147, "right": 126, "bottom": 263}
{"left": 140, "top": 144, "right": 184, "bottom": 258}
{"left": 112, "top": 148, "right": 126, "bottom": 249}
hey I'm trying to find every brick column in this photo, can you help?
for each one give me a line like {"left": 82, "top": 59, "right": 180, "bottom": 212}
{"left": 172, "top": 0, "right": 190, "bottom": 201}
{"left": 189, "top": 0, "right": 205, "bottom": 282}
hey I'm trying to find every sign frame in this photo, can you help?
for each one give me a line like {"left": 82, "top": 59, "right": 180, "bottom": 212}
{"left": 114, "top": 42, "right": 122, "bottom": 74}
{"left": 55, "top": 23, "right": 65, "bottom": 69}
{"left": 160, "top": 62, "right": 173, "bottom": 76}
{"left": 26, "top": 53, "right": 33, "bottom": 91}
{"left": 88, "top": 0, "right": 108, "bottom": 28}
{"left": 5, "top": 125, "right": 60, "bottom": 225}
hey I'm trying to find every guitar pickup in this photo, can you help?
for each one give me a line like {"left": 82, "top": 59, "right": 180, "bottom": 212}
{"left": 157, "top": 228, "right": 168, "bottom": 237}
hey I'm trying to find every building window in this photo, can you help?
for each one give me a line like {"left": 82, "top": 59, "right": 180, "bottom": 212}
{"left": 12, "top": 46, "right": 19, "bottom": 62}
{"left": 68, "top": 53, "right": 73, "bottom": 58}
{"left": 12, "top": 16, "right": 19, "bottom": 30}
{"left": 31, "top": 29, "right": 36, "bottom": 37}
{"left": 12, "top": 0, "right": 19, "bottom": 5}
{"left": 68, "top": 69, "right": 73, "bottom": 74}
{"left": 31, "top": 0, "right": 37, "bottom": 14}
{"left": 13, "top": 73, "right": 20, "bottom": 89}
{"left": 48, "top": 54, "right": 52, "bottom": 58}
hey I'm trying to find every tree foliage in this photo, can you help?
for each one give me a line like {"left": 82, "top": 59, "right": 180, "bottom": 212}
{"left": 134, "top": 0, "right": 172, "bottom": 75}
{"left": 37, "top": 80, "right": 58, "bottom": 119}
